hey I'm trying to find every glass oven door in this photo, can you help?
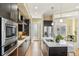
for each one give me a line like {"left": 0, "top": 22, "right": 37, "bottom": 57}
{"left": 6, "top": 24, "right": 16, "bottom": 38}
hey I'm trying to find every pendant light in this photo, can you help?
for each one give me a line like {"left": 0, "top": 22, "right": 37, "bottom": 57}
{"left": 51, "top": 6, "right": 54, "bottom": 25}
{"left": 60, "top": 19, "right": 63, "bottom": 23}
{"left": 59, "top": 4, "right": 63, "bottom": 23}
{"left": 51, "top": 22, "right": 54, "bottom": 25}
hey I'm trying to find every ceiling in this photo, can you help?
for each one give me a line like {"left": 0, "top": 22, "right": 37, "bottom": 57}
{"left": 27, "top": 3, "right": 79, "bottom": 18}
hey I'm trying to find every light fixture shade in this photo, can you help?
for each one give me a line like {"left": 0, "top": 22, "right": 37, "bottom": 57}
{"left": 60, "top": 19, "right": 63, "bottom": 23}
{"left": 51, "top": 22, "right": 54, "bottom": 25}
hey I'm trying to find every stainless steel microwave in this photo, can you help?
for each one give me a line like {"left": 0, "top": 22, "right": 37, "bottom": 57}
{"left": 0, "top": 17, "right": 18, "bottom": 55}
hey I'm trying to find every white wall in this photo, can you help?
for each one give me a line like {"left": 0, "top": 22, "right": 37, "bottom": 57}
{"left": 77, "top": 17, "right": 79, "bottom": 48}
{"left": 53, "top": 11, "right": 79, "bottom": 19}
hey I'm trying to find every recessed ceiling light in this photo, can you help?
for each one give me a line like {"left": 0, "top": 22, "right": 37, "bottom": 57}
{"left": 76, "top": 6, "right": 79, "bottom": 9}
{"left": 60, "top": 19, "right": 63, "bottom": 23}
{"left": 35, "top": 6, "right": 38, "bottom": 9}
{"left": 35, "top": 12, "right": 37, "bottom": 15}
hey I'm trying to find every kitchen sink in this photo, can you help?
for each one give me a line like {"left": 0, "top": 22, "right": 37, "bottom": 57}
{"left": 46, "top": 39, "right": 54, "bottom": 42}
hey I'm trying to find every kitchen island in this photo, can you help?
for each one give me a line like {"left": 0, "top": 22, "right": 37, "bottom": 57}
{"left": 41, "top": 39, "right": 67, "bottom": 56}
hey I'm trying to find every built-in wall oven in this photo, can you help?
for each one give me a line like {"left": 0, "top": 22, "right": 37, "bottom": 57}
{"left": 0, "top": 17, "right": 17, "bottom": 55}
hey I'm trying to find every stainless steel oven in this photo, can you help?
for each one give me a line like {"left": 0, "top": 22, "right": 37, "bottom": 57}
{"left": 0, "top": 17, "right": 18, "bottom": 55}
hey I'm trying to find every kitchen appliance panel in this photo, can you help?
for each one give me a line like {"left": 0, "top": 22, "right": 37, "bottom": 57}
{"left": 0, "top": 17, "right": 17, "bottom": 56}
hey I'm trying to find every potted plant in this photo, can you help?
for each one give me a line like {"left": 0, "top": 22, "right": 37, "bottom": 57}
{"left": 55, "top": 34, "right": 64, "bottom": 43}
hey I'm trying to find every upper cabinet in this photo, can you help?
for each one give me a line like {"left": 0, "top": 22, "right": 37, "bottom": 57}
{"left": 18, "top": 19, "right": 30, "bottom": 35}
{"left": 43, "top": 15, "right": 53, "bottom": 21}
{"left": 17, "top": 3, "right": 30, "bottom": 36}
{"left": 43, "top": 20, "right": 53, "bottom": 37}
{"left": 17, "top": 3, "right": 30, "bottom": 20}
{"left": 10, "top": 3, "right": 18, "bottom": 22}
{"left": 44, "top": 20, "right": 53, "bottom": 26}
{"left": 0, "top": 3, "right": 31, "bottom": 22}
{"left": 0, "top": 3, "right": 10, "bottom": 19}
{"left": 0, "top": 3, "right": 18, "bottom": 22}
{"left": 0, "top": 3, "right": 30, "bottom": 36}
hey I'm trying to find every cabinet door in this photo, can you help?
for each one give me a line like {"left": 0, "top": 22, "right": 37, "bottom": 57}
{"left": 0, "top": 3, "right": 18, "bottom": 22}
{"left": 18, "top": 24, "right": 23, "bottom": 31}
{"left": 42, "top": 42, "right": 48, "bottom": 56}
{"left": 9, "top": 49, "right": 17, "bottom": 56}
{"left": 23, "top": 40, "right": 27, "bottom": 54}
{"left": 18, "top": 40, "right": 29, "bottom": 56}
{"left": 49, "top": 47, "right": 67, "bottom": 56}
{"left": 18, "top": 43, "right": 25, "bottom": 56}
{"left": 10, "top": 3, "right": 17, "bottom": 21}
{"left": 0, "top": 3, "right": 10, "bottom": 19}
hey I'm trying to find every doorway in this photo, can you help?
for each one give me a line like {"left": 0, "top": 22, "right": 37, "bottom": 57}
{"left": 31, "top": 23, "right": 41, "bottom": 41}
{"left": 30, "top": 20, "right": 42, "bottom": 56}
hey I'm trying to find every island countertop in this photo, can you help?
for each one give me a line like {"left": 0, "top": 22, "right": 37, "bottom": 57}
{"left": 43, "top": 39, "right": 67, "bottom": 47}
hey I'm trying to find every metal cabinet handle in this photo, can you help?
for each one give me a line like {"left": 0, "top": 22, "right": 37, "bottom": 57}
{"left": 25, "top": 40, "right": 27, "bottom": 42}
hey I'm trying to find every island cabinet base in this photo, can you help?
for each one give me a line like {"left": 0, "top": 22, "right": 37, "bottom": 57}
{"left": 49, "top": 47, "right": 67, "bottom": 56}
{"left": 42, "top": 40, "right": 67, "bottom": 56}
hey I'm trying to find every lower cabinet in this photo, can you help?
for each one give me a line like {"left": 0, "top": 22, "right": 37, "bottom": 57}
{"left": 18, "top": 40, "right": 27, "bottom": 56}
{"left": 41, "top": 41, "right": 49, "bottom": 56}
{"left": 7, "top": 38, "right": 31, "bottom": 56}
{"left": 41, "top": 41, "right": 67, "bottom": 56}
{"left": 18, "top": 39, "right": 30, "bottom": 56}
{"left": 18, "top": 43, "right": 25, "bottom": 56}
{"left": 9, "top": 49, "right": 17, "bottom": 56}
{"left": 49, "top": 47, "right": 67, "bottom": 56}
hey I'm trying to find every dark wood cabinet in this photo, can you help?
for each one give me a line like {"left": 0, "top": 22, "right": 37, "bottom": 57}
{"left": 18, "top": 24, "right": 23, "bottom": 31}
{"left": 41, "top": 41, "right": 67, "bottom": 56}
{"left": 49, "top": 47, "right": 67, "bottom": 56}
{"left": 18, "top": 20, "right": 29, "bottom": 36}
{"left": 43, "top": 21, "right": 53, "bottom": 37}
{"left": 43, "top": 21, "right": 52, "bottom": 26}
{"left": 24, "top": 20, "right": 29, "bottom": 36}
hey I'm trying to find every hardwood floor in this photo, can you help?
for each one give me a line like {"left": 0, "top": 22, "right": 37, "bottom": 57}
{"left": 25, "top": 40, "right": 43, "bottom": 56}
{"left": 25, "top": 39, "right": 79, "bottom": 56}
{"left": 74, "top": 48, "right": 79, "bottom": 56}
{"left": 25, "top": 43, "right": 32, "bottom": 56}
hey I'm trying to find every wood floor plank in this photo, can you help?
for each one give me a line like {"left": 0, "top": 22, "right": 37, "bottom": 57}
{"left": 25, "top": 40, "right": 43, "bottom": 56}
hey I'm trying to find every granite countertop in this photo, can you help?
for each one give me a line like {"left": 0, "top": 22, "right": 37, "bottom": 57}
{"left": 43, "top": 39, "right": 67, "bottom": 47}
